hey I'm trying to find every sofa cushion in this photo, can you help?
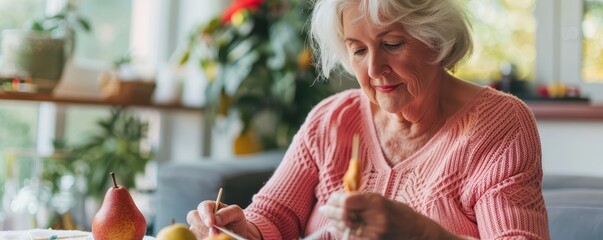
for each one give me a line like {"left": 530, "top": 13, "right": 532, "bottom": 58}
{"left": 544, "top": 189, "right": 603, "bottom": 240}
{"left": 543, "top": 175, "right": 603, "bottom": 190}
{"left": 154, "top": 150, "right": 285, "bottom": 235}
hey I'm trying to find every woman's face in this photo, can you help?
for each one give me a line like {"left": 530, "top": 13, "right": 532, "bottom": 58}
{"left": 342, "top": 6, "right": 441, "bottom": 115}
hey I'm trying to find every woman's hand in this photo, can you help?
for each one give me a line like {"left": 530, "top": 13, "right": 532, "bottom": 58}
{"left": 319, "top": 192, "right": 460, "bottom": 240}
{"left": 186, "top": 200, "right": 261, "bottom": 239}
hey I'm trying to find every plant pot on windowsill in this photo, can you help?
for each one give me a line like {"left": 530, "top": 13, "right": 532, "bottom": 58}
{"left": 0, "top": 29, "right": 67, "bottom": 93}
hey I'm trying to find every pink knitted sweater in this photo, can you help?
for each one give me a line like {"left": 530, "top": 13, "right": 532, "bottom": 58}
{"left": 245, "top": 88, "right": 549, "bottom": 239}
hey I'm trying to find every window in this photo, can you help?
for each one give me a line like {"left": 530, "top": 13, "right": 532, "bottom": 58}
{"left": 0, "top": 0, "right": 172, "bottom": 230}
{"left": 0, "top": 0, "right": 131, "bottom": 64}
{"left": 0, "top": 0, "right": 46, "bottom": 31}
{"left": 556, "top": 0, "right": 603, "bottom": 102}
{"left": 72, "top": 0, "right": 133, "bottom": 64}
{"left": 0, "top": 0, "right": 47, "bottom": 67}
{"left": 583, "top": 0, "right": 603, "bottom": 82}
{"left": 64, "top": 106, "right": 109, "bottom": 144}
{"left": 455, "top": 0, "right": 537, "bottom": 82}
{"left": 0, "top": 102, "right": 39, "bottom": 220}
{"left": 0, "top": 103, "right": 38, "bottom": 167}
{"left": 0, "top": 0, "right": 160, "bottom": 146}
{"left": 455, "top": 0, "right": 603, "bottom": 101}
{"left": 0, "top": 0, "right": 139, "bottom": 158}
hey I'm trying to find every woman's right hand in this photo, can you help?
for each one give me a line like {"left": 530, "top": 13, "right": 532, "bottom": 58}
{"left": 320, "top": 192, "right": 460, "bottom": 240}
{"left": 186, "top": 200, "right": 261, "bottom": 239}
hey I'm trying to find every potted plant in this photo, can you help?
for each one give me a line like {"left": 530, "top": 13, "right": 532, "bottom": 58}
{"left": 0, "top": 1, "right": 90, "bottom": 93}
{"left": 99, "top": 53, "right": 157, "bottom": 105}
{"left": 72, "top": 108, "right": 153, "bottom": 200}
{"left": 179, "top": 0, "right": 333, "bottom": 153}
{"left": 40, "top": 108, "right": 152, "bottom": 229}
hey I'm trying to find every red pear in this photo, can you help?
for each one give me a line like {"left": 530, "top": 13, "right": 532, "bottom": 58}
{"left": 92, "top": 172, "right": 146, "bottom": 240}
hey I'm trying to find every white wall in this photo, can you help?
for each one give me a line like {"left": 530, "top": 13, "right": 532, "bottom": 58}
{"left": 538, "top": 120, "right": 603, "bottom": 177}
{"left": 156, "top": 111, "right": 205, "bottom": 162}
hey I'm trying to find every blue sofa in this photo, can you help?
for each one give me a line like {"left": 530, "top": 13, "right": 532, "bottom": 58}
{"left": 542, "top": 175, "right": 603, "bottom": 240}
{"left": 154, "top": 151, "right": 285, "bottom": 235}
{"left": 155, "top": 152, "right": 603, "bottom": 239}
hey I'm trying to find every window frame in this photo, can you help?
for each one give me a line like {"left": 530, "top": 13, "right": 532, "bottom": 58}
{"left": 539, "top": 0, "right": 603, "bottom": 102}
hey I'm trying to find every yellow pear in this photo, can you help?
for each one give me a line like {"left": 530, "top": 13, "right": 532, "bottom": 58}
{"left": 156, "top": 223, "right": 196, "bottom": 240}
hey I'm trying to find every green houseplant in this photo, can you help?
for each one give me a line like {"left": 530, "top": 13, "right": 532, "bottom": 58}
{"left": 26, "top": 1, "right": 92, "bottom": 55}
{"left": 42, "top": 108, "right": 152, "bottom": 200}
{"left": 0, "top": 1, "right": 90, "bottom": 93}
{"left": 73, "top": 108, "right": 152, "bottom": 200}
{"left": 38, "top": 108, "right": 151, "bottom": 230}
{"left": 180, "top": 0, "right": 333, "bottom": 152}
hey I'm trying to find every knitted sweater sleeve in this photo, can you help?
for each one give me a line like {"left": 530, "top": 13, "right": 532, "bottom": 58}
{"left": 468, "top": 100, "right": 550, "bottom": 239}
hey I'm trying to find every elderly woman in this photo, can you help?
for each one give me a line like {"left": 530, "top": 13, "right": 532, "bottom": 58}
{"left": 187, "top": 0, "right": 550, "bottom": 239}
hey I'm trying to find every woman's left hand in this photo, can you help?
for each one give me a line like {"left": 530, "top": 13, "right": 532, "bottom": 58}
{"left": 319, "top": 192, "right": 459, "bottom": 240}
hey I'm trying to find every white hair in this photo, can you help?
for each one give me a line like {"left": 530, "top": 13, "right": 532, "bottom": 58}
{"left": 310, "top": 0, "right": 473, "bottom": 79}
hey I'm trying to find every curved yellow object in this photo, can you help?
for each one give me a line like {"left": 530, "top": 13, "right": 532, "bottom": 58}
{"left": 343, "top": 158, "right": 360, "bottom": 192}
{"left": 343, "top": 134, "right": 361, "bottom": 192}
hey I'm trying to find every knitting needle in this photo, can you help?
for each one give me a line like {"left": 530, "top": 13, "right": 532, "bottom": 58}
{"left": 209, "top": 187, "right": 224, "bottom": 237}
{"left": 342, "top": 227, "right": 352, "bottom": 240}
{"left": 32, "top": 234, "right": 89, "bottom": 240}
{"left": 213, "top": 225, "right": 248, "bottom": 240}
{"left": 214, "top": 187, "right": 224, "bottom": 213}
{"left": 210, "top": 189, "right": 244, "bottom": 240}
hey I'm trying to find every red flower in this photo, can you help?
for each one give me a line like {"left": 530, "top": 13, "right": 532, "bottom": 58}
{"left": 221, "top": 0, "right": 265, "bottom": 23}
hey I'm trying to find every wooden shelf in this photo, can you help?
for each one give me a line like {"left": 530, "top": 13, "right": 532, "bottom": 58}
{"left": 0, "top": 91, "right": 203, "bottom": 111}
{"left": 526, "top": 101, "right": 603, "bottom": 120}
{"left": 3, "top": 91, "right": 601, "bottom": 119}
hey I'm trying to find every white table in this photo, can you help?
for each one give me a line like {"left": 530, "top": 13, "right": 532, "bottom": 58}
{"left": 0, "top": 229, "right": 156, "bottom": 240}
